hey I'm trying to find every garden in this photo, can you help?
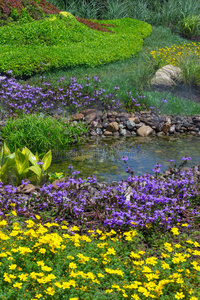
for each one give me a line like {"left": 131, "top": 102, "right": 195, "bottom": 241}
{"left": 0, "top": 0, "right": 200, "bottom": 299}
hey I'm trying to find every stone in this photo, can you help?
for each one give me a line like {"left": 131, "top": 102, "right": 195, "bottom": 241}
{"left": 79, "top": 109, "right": 96, "bottom": 116}
{"left": 17, "top": 184, "right": 36, "bottom": 194}
{"left": 52, "top": 177, "right": 66, "bottom": 190}
{"left": 106, "top": 121, "right": 119, "bottom": 132}
{"left": 89, "top": 130, "right": 97, "bottom": 136}
{"left": 96, "top": 128, "right": 103, "bottom": 135}
{"left": 156, "top": 131, "right": 165, "bottom": 137}
{"left": 119, "top": 128, "right": 127, "bottom": 136}
{"left": 163, "top": 122, "right": 171, "bottom": 133}
{"left": 85, "top": 112, "right": 97, "bottom": 123}
{"left": 131, "top": 131, "right": 136, "bottom": 136}
{"left": 126, "top": 120, "right": 135, "bottom": 130}
{"left": 151, "top": 64, "right": 183, "bottom": 87}
{"left": 169, "top": 125, "right": 175, "bottom": 133}
{"left": 71, "top": 113, "right": 84, "bottom": 121}
{"left": 113, "top": 131, "right": 120, "bottom": 137}
{"left": 104, "top": 131, "right": 113, "bottom": 136}
{"left": 137, "top": 124, "right": 153, "bottom": 137}
{"left": 118, "top": 124, "right": 124, "bottom": 129}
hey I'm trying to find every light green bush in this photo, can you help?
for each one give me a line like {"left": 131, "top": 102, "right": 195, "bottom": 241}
{"left": 0, "top": 14, "right": 152, "bottom": 77}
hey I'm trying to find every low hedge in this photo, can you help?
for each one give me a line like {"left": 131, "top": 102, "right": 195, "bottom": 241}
{"left": 0, "top": 13, "right": 152, "bottom": 77}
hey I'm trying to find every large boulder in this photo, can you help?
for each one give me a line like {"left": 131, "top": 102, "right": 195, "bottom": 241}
{"left": 151, "top": 65, "right": 183, "bottom": 87}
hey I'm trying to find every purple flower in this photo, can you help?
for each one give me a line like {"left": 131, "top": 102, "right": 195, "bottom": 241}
{"left": 114, "top": 85, "right": 120, "bottom": 90}
{"left": 162, "top": 99, "right": 167, "bottom": 103}
{"left": 121, "top": 156, "right": 128, "bottom": 162}
{"left": 182, "top": 156, "right": 191, "bottom": 161}
{"left": 37, "top": 162, "right": 44, "bottom": 165}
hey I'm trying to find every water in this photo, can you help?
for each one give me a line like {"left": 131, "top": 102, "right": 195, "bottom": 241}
{"left": 49, "top": 135, "right": 200, "bottom": 183}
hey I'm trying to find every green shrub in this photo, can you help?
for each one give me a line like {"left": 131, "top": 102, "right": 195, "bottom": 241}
{"left": 0, "top": 14, "right": 152, "bottom": 77}
{"left": 1, "top": 114, "right": 88, "bottom": 155}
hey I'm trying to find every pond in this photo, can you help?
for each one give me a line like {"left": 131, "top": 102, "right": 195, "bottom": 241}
{"left": 49, "top": 135, "right": 200, "bottom": 183}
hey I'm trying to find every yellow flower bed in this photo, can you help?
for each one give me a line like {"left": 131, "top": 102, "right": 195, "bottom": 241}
{"left": 150, "top": 42, "right": 200, "bottom": 68}
{"left": 0, "top": 218, "right": 199, "bottom": 299}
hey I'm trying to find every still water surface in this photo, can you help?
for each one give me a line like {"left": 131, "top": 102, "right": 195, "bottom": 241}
{"left": 49, "top": 136, "right": 200, "bottom": 183}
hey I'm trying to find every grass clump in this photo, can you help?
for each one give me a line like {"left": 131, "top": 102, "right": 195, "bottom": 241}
{"left": 1, "top": 114, "right": 88, "bottom": 155}
{"left": 0, "top": 14, "right": 152, "bottom": 77}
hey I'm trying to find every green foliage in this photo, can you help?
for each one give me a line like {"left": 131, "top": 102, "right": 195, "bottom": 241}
{"left": 0, "top": 142, "right": 52, "bottom": 185}
{"left": 178, "top": 15, "right": 200, "bottom": 38}
{"left": 0, "top": 15, "right": 152, "bottom": 77}
{"left": 1, "top": 114, "right": 88, "bottom": 155}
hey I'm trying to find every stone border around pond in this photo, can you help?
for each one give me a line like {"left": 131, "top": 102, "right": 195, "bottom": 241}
{"left": 70, "top": 109, "right": 200, "bottom": 138}
{"left": 1, "top": 109, "right": 200, "bottom": 146}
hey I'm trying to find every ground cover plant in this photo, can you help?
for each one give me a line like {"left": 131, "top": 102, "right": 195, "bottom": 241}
{"left": 0, "top": 12, "right": 152, "bottom": 77}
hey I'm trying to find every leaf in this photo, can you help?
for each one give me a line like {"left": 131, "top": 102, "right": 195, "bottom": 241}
{"left": 3, "top": 141, "right": 11, "bottom": 157}
{"left": 15, "top": 149, "right": 29, "bottom": 176}
{"left": 29, "top": 165, "right": 41, "bottom": 177}
{"left": 42, "top": 150, "right": 52, "bottom": 171}
{"left": 24, "top": 147, "right": 37, "bottom": 165}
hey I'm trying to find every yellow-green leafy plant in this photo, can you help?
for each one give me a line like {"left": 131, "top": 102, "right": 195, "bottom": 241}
{"left": 0, "top": 142, "right": 52, "bottom": 185}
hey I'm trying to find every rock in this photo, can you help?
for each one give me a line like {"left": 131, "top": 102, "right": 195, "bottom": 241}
{"left": 79, "top": 109, "right": 96, "bottom": 116}
{"left": 119, "top": 128, "right": 127, "bottom": 136}
{"left": 137, "top": 124, "right": 153, "bottom": 137}
{"left": 126, "top": 120, "right": 135, "bottom": 130}
{"left": 17, "top": 184, "right": 36, "bottom": 194}
{"left": 113, "top": 131, "right": 120, "bottom": 137}
{"left": 85, "top": 112, "right": 97, "bottom": 123}
{"left": 131, "top": 131, "right": 136, "bottom": 136}
{"left": 71, "top": 113, "right": 84, "bottom": 121}
{"left": 52, "top": 177, "right": 66, "bottom": 190}
{"left": 96, "top": 128, "right": 103, "bottom": 135}
{"left": 106, "top": 122, "right": 119, "bottom": 132}
{"left": 118, "top": 124, "right": 124, "bottom": 129}
{"left": 104, "top": 131, "right": 113, "bottom": 136}
{"left": 163, "top": 122, "right": 171, "bottom": 133}
{"left": 89, "top": 130, "right": 97, "bottom": 136}
{"left": 157, "top": 131, "right": 165, "bottom": 137}
{"left": 151, "top": 64, "right": 182, "bottom": 87}
{"left": 169, "top": 125, "right": 175, "bottom": 133}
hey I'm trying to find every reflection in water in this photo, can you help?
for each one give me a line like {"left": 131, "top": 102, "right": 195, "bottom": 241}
{"left": 49, "top": 136, "right": 200, "bottom": 183}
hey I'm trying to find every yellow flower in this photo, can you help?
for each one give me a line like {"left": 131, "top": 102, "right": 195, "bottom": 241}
{"left": 175, "top": 292, "right": 185, "bottom": 299}
{"left": 18, "top": 274, "right": 28, "bottom": 281}
{"left": 35, "top": 215, "right": 41, "bottom": 220}
{"left": 39, "top": 248, "right": 46, "bottom": 254}
{"left": 13, "top": 282, "right": 22, "bottom": 289}
{"left": 171, "top": 227, "right": 179, "bottom": 235}
{"left": 11, "top": 211, "right": 17, "bottom": 216}
{"left": 45, "top": 287, "right": 55, "bottom": 295}
{"left": 9, "top": 264, "right": 17, "bottom": 270}
{"left": 69, "top": 262, "right": 77, "bottom": 269}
